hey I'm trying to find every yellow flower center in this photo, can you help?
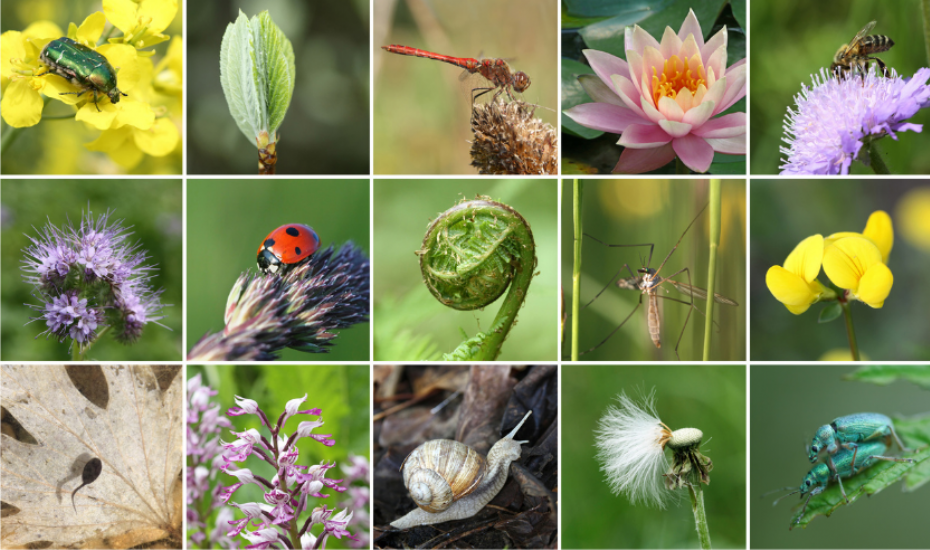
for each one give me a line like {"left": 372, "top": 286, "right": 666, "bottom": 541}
{"left": 652, "top": 55, "right": 706, "bottom": 106}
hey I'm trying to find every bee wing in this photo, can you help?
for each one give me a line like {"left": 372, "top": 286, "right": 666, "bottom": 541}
{"left": 849, "top": 21, "right": 877, "bottom": 47}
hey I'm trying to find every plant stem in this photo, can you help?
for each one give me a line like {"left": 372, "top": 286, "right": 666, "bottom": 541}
{"left": 572, "top": 179, "right": 583, "bottom": 361}
{"left": 75, "top": 325, "right": 111, "bottom": 360}
{"left": 1, "top": 123, "right": 24, "bottom": 155}
{"left": 922, "top": 0, "right": 930, "bottom": 66}
{"left": 867, "top": 141, "right": 890, "bottom": 174}
{"left": 688, "top": 482, "right": 712, "bottom": 549}
{"left": 840, "top": 298, "right": 860, "bottom": 361}
{"left": 676, "top": 158, "right": 689, "bottom": 174}
{"left": 702, "top": 180, "right": 721, "bottom": 361}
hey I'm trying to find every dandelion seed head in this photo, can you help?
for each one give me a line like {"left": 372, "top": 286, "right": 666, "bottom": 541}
{"left": 594, "top": 389, "right": 673, "bottom": 508}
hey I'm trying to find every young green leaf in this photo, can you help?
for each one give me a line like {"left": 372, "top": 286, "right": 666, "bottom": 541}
{"left": 817, "top": 302, "right": 842, "bottom": 323}
{"left": 791, "top": 442, "right": 930, "bottom": 529}
{"left": 842, "top": 365, "right": 930, "bottom": 390}
{"left": 219, "top": 10, "right": 295, "bottom": 148}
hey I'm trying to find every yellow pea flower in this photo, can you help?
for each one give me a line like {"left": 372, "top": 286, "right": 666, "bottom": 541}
{"left": 825, "top": 210, "right": 893, "bottom": 263}
{"left": 822, "top": 236, "right": 893, "bottom": 308}
{"left": 766, "top": 234, "right": 829, "bottom": 314}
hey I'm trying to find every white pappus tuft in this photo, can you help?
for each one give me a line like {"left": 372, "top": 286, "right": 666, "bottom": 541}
{"left": 594, "top": 389, "right": 674, "bottom": 509}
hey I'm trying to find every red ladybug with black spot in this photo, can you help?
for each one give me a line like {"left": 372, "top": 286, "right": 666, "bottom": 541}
{"left": 257, "top": 224, "right": 321, "bottom": 275}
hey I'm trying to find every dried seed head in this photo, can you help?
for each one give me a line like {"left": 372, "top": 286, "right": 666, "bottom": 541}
{"left": 667, "top": 427, "right": 704, "bottom": 450}
{"left": 470, "top": 100, "right": 557, "bottom": 175}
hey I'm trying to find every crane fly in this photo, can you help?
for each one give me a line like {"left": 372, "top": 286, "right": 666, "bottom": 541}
{"left": 581, "top": 203, "right": 739, "bottom": 360}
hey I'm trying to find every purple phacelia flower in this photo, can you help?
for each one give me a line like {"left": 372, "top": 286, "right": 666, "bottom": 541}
{"left": 21, "top": 207, "right": 168, "bottom": 354}
{"left": 780, "top": 68, "right": 930, "bottom": 175}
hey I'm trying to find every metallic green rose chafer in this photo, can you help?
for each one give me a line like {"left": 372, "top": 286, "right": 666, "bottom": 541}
{"left": 37, "top": 37, "right": 127, "bottom": 112}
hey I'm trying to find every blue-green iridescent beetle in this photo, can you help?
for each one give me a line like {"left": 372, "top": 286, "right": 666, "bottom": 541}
{"left": 808, "top": 413, "right": 913, "bottom": 477}
{"left": 768, "top": 439, "right": 908, "bottom": 526}
{"left": 36, "top": 37, "right": 127, "bottom": 112}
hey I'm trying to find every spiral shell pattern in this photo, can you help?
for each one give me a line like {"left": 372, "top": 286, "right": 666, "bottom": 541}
{"left": 401, "top": 439, "right": 488, "bottom": 513}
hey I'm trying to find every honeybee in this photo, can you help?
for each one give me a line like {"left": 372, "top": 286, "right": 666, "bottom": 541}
{"left": 830, "top": 21, "right": 895, "bottom": 78}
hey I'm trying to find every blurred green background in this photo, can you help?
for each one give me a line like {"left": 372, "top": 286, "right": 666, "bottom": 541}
{"left": 188, "top": 0, "right": 368, "bottom": 174}
{"left": 0, "top": 179, "right": 182, "bottom": 360}
{"left": 374, "top": 0, "right": 558, "bottom": 174}
{"left": 562, "top": 179, "right": 746, "bottom": 361}
{"left": 750, "top": 180, "right": 930, "bottom": 360}
{"left": 186, "top": 364, "right": 369, "bottom": 549}
{"left": 373, "top": 179, "right": 557, "bottom": 361}
{"left": 750, "top": 0, "right": 930, "bottom": 174}
{"left": 187, "top": 179, "right": 370, "bottom": 361}
{"left": 0, "top": 0, "right": 183, "bottom": 175}
{"left": 561, "top": 0, "right": 747, "bottom": 175}
{"left": 750, "top": 365, "right": 928, "bottom": 548}
{"left": 562, "top": 364, "right": 746, "bottom": 548}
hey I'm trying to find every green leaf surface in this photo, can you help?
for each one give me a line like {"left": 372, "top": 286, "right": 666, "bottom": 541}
{"left": 730, "top": 0, "right": 747, "bottom": 31}
{"left": 219, "top": 10, "right": 294, "bottom": 146}
{"left": 561, "top": 58, "right": 602, "bottom": 140}
{"left": 565, "top": 0, "right": 670, "bottom": 19}
{"left": 843, "top": 365, "right": 930, "bottom": 390}
{"left": 580, "top": 0, "right": 728, "bottom": 57}
{"left": 791, "top": 446, "right": 930, "bottom": 529}
{"left": 818, "top": 302, "right": 842, "bottom": 323}
{"left": 708, "top": 152, "right": 745, "bottom": 175}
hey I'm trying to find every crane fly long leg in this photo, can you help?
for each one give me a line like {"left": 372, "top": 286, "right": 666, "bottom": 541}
{"left": 661, "top": 278, "right": 740, "bottom": 306}
{"left": 582, "top": 233, "right": 655, "bottom": 269}
{"left": 651, "top": 203, "right": 708, "bottom": 279}
{"left": 580, "top": 295, "right": 644, "bottom": 356}
{"left": 583, "top": 264, "right": 638, "bottom": 310}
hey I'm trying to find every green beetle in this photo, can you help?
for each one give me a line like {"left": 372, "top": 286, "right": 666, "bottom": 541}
{"left": 37, "top": 37, "right": 127, "bottom": 112}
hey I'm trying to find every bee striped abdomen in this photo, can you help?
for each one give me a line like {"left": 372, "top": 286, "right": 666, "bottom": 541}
{"left": 860, "top": 35, "right": 894, "bottom": 54}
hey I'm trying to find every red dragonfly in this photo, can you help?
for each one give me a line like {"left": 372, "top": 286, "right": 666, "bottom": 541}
{"left": 381, "top": 45, "right": 531, "bottom": 102}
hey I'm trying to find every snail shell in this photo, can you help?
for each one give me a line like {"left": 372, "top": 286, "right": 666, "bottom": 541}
{"left": 401, "top": 440, "right": 488, "bottom": 512}
{"left": 392, "top": 410, "right": 533, "bottom": 529}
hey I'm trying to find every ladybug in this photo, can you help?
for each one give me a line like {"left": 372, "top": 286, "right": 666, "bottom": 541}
{"left": 257, "top": 223, "right": 321, "bottom": 275}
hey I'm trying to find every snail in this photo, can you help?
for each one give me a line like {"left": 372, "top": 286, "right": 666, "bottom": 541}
{"left": 391, "top": 410, "right": 533, "bottom": 529}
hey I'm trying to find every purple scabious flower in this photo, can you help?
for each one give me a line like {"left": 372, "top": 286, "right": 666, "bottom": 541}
{"left": 780, "top": 68, "right": 930, "bottom": 175}
{"left": 21, "top": 207, "right": 169, "bottom": 353}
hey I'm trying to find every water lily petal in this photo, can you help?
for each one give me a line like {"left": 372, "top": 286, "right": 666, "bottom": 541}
{"left": 679, "top": 34, "right": 701, "bottom": 63}
{"left": 658, "top": 96, "right": 684, "bottom": 122}
{"left": 682, "top": 98, "right": 715, "bottom": 127}
{"left": 564, "top": 102, "right": 644, "bottom": 133}
{"left": 626, "top": 50, "right": 645, "bottom": 99}
{"left": 705, "top": 136, "right": 746, "bottom": 154}
{"left": 580, "top": 74, "right": 625, "bottom": 107}
{"left": 783, "top": 234, "right": 823, "bottom": 283}
{"left": 628, "top": 25, "right": 660, "bottom": 58}
{"left": 717, "top": 63, "right": 747, "bottom": 113}
{"left": 659, "top": 27, "right": 683, "bottom": 60}
{"left": 862, "top": 210, "right": 893, "bottom": 263}
{"left": 856, "top": 262, "right": 893, "bottom": 308}
{"left": 658, "top": 119, "right": 693, "bottom": 138}
{"left": 677, "top": 8, "right": 704, "bottom": 50}
{"left": 618, "top": 123, "right": 672, "bottom": 148}
{"left": 692, "top": 112, "right": 746, "bottom": 138}
{"left": 610, "top": 74, "right": 648, "bottom": 118}
{"left": 613, "top": 143, "right": 676, "bottom": 173}
{"left": 701, "top": 27, "right": 728, "bottom": 64}
{"left": 639, "top": 94, "right": 664, "bottom": 124}
{"left": 675, "top": 87, "right": 694, "bottom": 112}
{"left": 672, "top": 134, "right": 714, "bottom": 173}
{"left": 704, "top": 45, "right": 728, "bottom": 85}
{"left": 583, "top": 49, "right": 628, "bottom": 95}
{"left": 822, "top": 236, "right": 882, "bottom": 290}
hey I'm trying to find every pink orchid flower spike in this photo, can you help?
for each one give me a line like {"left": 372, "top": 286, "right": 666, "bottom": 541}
{"left": 565, "top": 8, "right": 747, "bottom": 173}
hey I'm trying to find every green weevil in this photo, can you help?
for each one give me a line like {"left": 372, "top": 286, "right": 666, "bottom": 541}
{"left": 808, "top": 413, "right": 913, "bottom": 478}
{"left": 767, "top": 439, "right": 905, "bottom": 526}
{"left": 36, "top": 37, "right": 127, "bottom": 112}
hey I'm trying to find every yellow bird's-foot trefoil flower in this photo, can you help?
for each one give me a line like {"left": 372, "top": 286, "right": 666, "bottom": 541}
{"left": 766, "top": 234, "right": 831, "bottom": 314}
{"left": 822, "top": 236, "right": 893, "bottom": 309}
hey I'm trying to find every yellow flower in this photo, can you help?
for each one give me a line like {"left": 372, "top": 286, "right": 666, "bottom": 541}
{"left": 824, "top": 210, "right": 893, "bottom": 263}
{"left": 822, "top": 236, "right": 893, "bottom": 308}
{"left": 819, "top": 349, "right": 870, "bottom": 361}
{"left": 766, "top": 234, "right": 829, "bottom": 315}
{"left": 896, "top": 187, "right": 930, "bottom": 252}
{"left": 104, "top": 0, "right": 178, "bottom": 49}
{"left": 0, "top": 21, "right": 64, "bottom": 127}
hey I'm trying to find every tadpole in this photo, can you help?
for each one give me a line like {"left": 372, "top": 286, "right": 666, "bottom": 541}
{"left": 71, "top": 457, "right": 102, "bottom": 513}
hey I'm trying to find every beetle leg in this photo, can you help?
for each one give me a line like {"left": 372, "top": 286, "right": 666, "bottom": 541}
{"left": 833, "top": 471, "right": 849, "bottom": 504}
{"left": 889, "top": 426, "right": 914, "bottom": 453}
{"left": 866, "top": 454, "right": 916, "bottom": 465}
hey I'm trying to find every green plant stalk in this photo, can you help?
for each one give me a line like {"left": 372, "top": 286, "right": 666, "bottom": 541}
{"left": 867, "top": 141, "right": 890, "bottom": 174}
{"left": 74, "top": 325, "right": 111, "bottom": 361}
{"left": 572, "top": 179, "right": 583, "bottom": 361}
{"left": 702, "top": 181, "right": 721, "bottom": 361}
{"left": 923, "top": 0, "right": 930, "bottom": 66}
{"left": 840, "top": 299, "right": 860, "bottom": 361}
{"left": 688, "top": 482, "right": 712, "bottom": 549}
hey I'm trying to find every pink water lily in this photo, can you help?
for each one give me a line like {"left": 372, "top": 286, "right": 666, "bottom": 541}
{"left": 565, "top": 9, "right": 747, "bottom": 173}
